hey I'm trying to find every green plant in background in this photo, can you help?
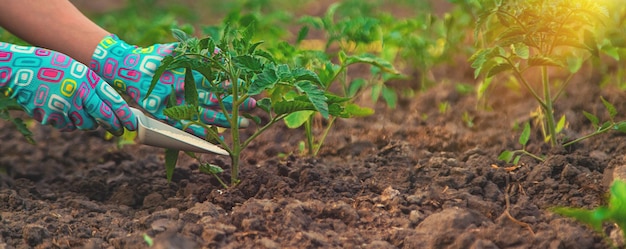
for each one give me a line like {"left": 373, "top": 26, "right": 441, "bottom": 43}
{"left": 150, "top": 26, "right": 331, "bottom": 186}
{"left": 265, "top": 2, "right": 402, "bottom": 156}
{"left": 552, "top": 179, "right": 626, "bottom": 248}
{"left": 471, "top": 0, "right": 626, "bottom": 154}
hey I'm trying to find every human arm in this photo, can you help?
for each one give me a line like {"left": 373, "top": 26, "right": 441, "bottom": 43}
{"left": 0, "top": 0, "right": 108, "bottom": 65}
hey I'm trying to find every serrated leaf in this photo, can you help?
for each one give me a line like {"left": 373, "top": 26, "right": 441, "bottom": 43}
{"left": 292, "top": 68, "right": 321, "bottom": 85}
{"left": 519, "top": 122, "right": 531, "bottom": 146}
{"left": 172, "top": 29, "right": 190, "bottom": 43}
{"left": 12, "top": 117, "right": 34, "bottom": 144}
{"left": 295, "top": 81, "right": 329, "bottom": 118}
{"left": 513, "top": 44, "right": 530, "bottom": 59}
{"left": 528, "top": 56, "right": 563, "bottom": 68}
{"left": 248, "top": 65, "right": 278, "bottom": 95}
{"left": 146, "top": 56, "right": 174, "bottom": 100}
{"left": 164, "top": 105, "right": 198, "bottom": 120}
{"left": 276, "top": 64, "right": 292, "bottom": 81}
{"left": 184, "top": 68, "right": 198, "bottom": 107}
{"left": 345, "top": 54, "right": 399, "bottom": 74}
{"left": 164, "top": 149, "right": 179, "bottom": 182}
{"left": 256, "top": 98, "right": 272, "bottom": 113}
{"left": 487, "top": 63, "right": 513, "bottom": 78}
{"left": 274, "top": 100, "right": 316, "bottom": 115}
{"left": 233, "top": 55, "right": 263, "bottom": 72}
{"left": 284, "top": 110, "right": 315, "bottom": 128}
{"left": 582, "top": 111, "right": 599, "bottom": 128}
{"left": 601, "top": 96, "right": 617, "bottom": 120}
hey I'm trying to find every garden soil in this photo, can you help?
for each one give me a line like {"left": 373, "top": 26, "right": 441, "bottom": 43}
{"left": 4, "top": 2, "right": 626, "bottom": 249}
{"left": 3, "top": 63, "right": 626, "bottom": 249}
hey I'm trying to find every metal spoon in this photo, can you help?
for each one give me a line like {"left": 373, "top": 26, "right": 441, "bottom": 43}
{"left": 129, "top": 107, "right": 228, "bottom": 155}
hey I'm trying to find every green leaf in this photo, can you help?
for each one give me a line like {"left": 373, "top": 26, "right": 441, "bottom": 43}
{"left": 284, "top": 111, "right": 315, "bottom": 128}
{"left": 295, "top": 81, "right": 329, "bottom": 118}
{"left": 551, "top": 207, "right": 608, "bottom": 233}
{"left": 512, "top": 155, "right": 522, "bottom": 165}
{"left": 233, "top": 55, "right": 263, "bottom": 72}
{"left": 274, "top": 100, "right": 316, "bottom": 116}
{"left": 12, "top": 118, "right": 34, "bottom": 144}
{"left": 249, "top": 65, "right": 278, "bottom": 95}
{"left": 184, "top": 68, "right": 198, "bottom": 107}
{"left": 164, "top": 149, "right": 179, "bottom": 182}
{"left": 292, "top": 68, "right": 322, "bottom": 85}
{"left": 381, "top": 86, "right": 397, "bottom": 109}
{"left": 344, "top": 103, "right": 374, "bottom": 117}
{"left": 498, "top": 150, "right": 514, "bottom": 163}
{"left": 276, "top": 64, "right": 292, "bottom": 81}
{"left": 172, "top": 28, "right": 190, "bottom": 43}
{"left": 146, "top": 56, "right": 174, "bottom": 100}
{"left": 296, "top": 26, "right": 309, "bottom": 44}
{"left": 256, "top": 98, "right": 272, "bottom": 113}
{"left": 528, "top": 56, "right": 563, "bottom": 68}
{"left": 582, "top": 111, "right": 599, "bottom": 128}
{"left": 555, "top": 115, "right": 566, "bottom": 133}
{"left": 487, "top": 63, "right": 513, "bottom": 78}
{"left": 519, "top": 122, "right": 531, "bottom": 146}
{"left": 345, "top": 54, "right": 399, "bottom": 74}
{"left": 566, "top": 56, "right": 584, "bottom": 74}
{"left": 513, "top": 44, "right": 530, "bottom": 59}
{"left": 601, "top": 96, "right": 617, "bottom": 120}
{"left": 613, "top": 122, "right": 626, "bottom": 133}
{"left": 163, "top": 105, "right": 198, "bottom": 120}
{"left": 199, "top": 163, "right": 224, "bottom": 174}
{"left": 348, "top": 79, "right": 366, "bottom": 97}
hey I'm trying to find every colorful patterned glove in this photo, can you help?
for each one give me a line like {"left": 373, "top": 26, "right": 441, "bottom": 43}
{"left": 89, "top": 35, "right": 256, "bottom": 137}
{"left": 0, "top": 42, "right": 136, "bottom": 135}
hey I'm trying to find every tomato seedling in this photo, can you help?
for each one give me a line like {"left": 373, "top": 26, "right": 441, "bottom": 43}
{"left": 150, "top": 26, "right": 331, "bottom": 186}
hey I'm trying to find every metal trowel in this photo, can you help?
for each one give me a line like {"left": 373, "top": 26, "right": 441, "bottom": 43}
{"left": 129, "top": 107, "right": 228, "bottom": 155}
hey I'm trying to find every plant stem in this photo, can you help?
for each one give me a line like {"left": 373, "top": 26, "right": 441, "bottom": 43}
{"left": 313, "top": 116, "right": 336, "bottom": 156}
{"left": 541, "top": 66, "right": 557, "bottom": 147}
{"left": 229, "top": 152, "right": 240, "bottom": 186}
{"left": 562, "top": 125, "right": 613, "bottom": 147}
{"left": 304, "top": 119, "right": 315, "bottom": 156}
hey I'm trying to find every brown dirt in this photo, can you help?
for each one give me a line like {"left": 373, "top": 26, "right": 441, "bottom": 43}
{"left": 4, "top": 1, "right": 626, "bottom": 249}
{"left": 3, "top": 67, "right": 626, "bottom": 248}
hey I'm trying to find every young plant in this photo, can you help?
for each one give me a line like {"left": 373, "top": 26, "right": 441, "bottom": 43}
{"left": 274, "top": 2, "right": 401, "bottom": 156}
{"left": 498, "top": 122, "right": 544, "bottom": 165}
{"left": 150, "top": 26, "right": 330, "bottom": 186}
{"left": 470, "top": 0, "right": 616, "bottom": 148}
{"left": 552, "top": 179, "right": 626, "bottom": 248}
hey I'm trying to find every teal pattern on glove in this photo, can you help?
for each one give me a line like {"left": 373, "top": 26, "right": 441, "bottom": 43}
{"left": 0, "top": 42, "right": 136, "bottom": 135}
{"left": 89, "top": 35, "right": 256, "bottom": 137}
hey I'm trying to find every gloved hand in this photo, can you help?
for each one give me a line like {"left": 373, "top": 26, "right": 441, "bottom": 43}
{"left": 89, "top": 35, "right": 256, "bottom": 137}
{"left": 0, "top": 42, "right": 136, "bottom": 135}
